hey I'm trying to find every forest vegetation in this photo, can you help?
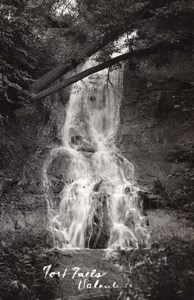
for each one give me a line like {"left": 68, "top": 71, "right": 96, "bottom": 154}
{"left": 0, "top": 0, "right": 193, "bottom": 115}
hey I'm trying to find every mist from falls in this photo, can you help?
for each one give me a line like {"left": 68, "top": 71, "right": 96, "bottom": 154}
{"left": 43, "top": 54, "right": 150, "bottom": 250}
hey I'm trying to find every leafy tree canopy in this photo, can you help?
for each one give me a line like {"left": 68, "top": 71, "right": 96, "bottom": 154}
{"left": 0, "top": 0, "right": 193, "bottom": 115}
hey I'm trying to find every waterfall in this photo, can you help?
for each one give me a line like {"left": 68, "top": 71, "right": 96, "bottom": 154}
{"left": 43, "top": 55, "right": 150, "bottom": 250}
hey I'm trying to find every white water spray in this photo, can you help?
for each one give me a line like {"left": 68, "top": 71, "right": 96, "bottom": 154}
{"left": 43, "top": 47, "right": 150, "bottom": 250}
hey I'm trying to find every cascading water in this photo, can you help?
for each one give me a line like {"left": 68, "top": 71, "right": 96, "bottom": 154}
{"left": 43, "top": 53, "right": 150, "bottom": 250}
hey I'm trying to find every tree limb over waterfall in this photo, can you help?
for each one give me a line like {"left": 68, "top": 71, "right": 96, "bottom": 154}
{"left": 30, "top": 1, "right": 150, "bottom": 95}
{"left": 31, "top": 41, "right": 188, "bottom": 102}
{"left": 1, "top": 0, "right": 193, "bottom": 113}
{"left": 30, "top": 31, "right": 127, "bottom": 95}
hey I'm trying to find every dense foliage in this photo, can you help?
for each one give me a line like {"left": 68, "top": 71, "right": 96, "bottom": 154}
{"left": 0, "top": 0, "right": 193, "bottom": 114}
{"left": 0, "top": 0, "right": 60, "bottom": 116}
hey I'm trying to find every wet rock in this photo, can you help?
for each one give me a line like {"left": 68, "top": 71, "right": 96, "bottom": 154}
{"left": 93, "top": 179, "right": 103, "bottom": 192}
{"left": 86, "top": 189, "right": 112, "bottom": 249}
{"left": 77, "top": 142, "right": 96, "bottom": 153}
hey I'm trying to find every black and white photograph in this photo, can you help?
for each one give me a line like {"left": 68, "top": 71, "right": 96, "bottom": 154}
{"left": 0, "top": 0, "right": 193, "bottom": 299}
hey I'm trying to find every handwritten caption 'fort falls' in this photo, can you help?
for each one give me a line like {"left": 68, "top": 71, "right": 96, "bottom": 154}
{"left": 43, "top": 246, "right": 167, "bottom": 290}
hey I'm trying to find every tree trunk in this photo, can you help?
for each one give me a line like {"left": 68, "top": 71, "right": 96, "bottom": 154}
{"left": 31, "top": 42, "right": 185, "bottom": 102}
{"left": 30, "top": 32, "right": 126, "bottom": 94}
{"left": 30, "top": 2, "right": 150, "bottom": 95}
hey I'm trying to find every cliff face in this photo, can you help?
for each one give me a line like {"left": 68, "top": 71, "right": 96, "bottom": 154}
{"left": 0, "top": 90, "right": 68, "bottom": 246}
{"left": 119, "top": 50, "right": 194, "bottom": 208}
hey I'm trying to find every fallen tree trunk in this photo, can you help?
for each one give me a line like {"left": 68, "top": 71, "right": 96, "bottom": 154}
{"left": 31, "top": 41, "right": 185, "bottom": 102}
{"left": 30, "top": 1, "right": 151, "bottom": 95}
{"left": 30, "top": 32, "right": 126, "bottom": 95}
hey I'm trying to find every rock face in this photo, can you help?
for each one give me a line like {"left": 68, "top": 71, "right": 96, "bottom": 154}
{"left": 86, "top": 187, "right": 112, "bottom": 249}
{"left": 0, "top": 90, "right": 69, "bottom": 246}
{"left": 118, "top": 50, "right": 194, "bottom": 208}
